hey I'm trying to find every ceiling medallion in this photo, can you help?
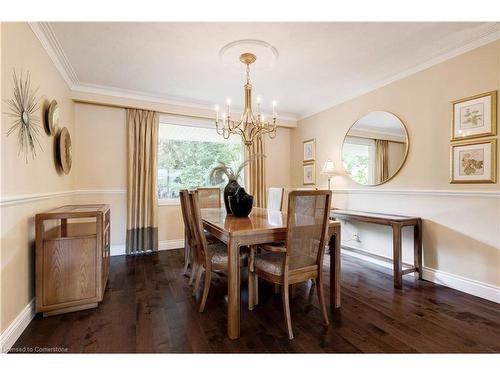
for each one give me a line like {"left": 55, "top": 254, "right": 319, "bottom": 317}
{"left": 214, "top": 52, "right": 277, "bottom": 147}
{"left": 219, "top": 39, "right": 279, "bottom": 70}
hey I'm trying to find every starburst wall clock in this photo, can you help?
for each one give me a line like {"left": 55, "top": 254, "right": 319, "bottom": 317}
{"left": 5, "top": 70, "right": 42, "bottom": 163}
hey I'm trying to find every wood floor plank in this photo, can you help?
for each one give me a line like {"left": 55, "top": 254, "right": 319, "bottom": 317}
{"left": 10, "top": 249, "right": 500, "bottom": 353}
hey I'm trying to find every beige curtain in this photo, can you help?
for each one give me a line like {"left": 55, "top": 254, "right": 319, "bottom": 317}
{"left": 375, "top": 139, "right": 389, "bottom": 184}
{"left": 126, "top": 109, "right": 159, "bottom": 254}
{"left": 246, "top": 135, "right": 267, "bottom": 207}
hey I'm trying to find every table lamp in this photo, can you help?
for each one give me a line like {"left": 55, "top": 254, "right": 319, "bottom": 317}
{"left": 321, "top": 159, "right": 336, "bottom": 191}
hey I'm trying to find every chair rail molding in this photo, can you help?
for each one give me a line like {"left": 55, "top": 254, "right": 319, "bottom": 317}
{"left": 332, "top": 188, "right": 500, "bottom": 198}
{"left": 0, "top": 189, "right": 127, "bottom": 207}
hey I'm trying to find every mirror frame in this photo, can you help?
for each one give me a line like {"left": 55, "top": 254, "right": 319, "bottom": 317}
{"left": 341, "top": 111, "right": 410, "bottom": 186}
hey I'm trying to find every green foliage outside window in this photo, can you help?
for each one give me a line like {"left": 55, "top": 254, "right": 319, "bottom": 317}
{"left": 158, "top": 139, "right": 243, "bottom": 199}
{"left": 343, "top": 154, "right": 369, "bottom": 185}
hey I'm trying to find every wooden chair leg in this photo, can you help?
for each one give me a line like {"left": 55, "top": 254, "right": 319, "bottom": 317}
{"left": 248, "top": 246, "right": 258, "bottom": 310}
{"left": 316, "top": 275, "right": 329, "bottom": 326}
{"left": 290, "top": 284, "right": 297, "bottom": 299}
{"left": 192, "top": 266, "right": 203, "bottom": 296}
{"left": 282, "top": 282, "right": 294, "bottom": 340}
{"left": 254, "top": 275, "right": 259, "bottom": 306}
{"left": 183, "top": 237, "right": 190, "bottom": 275}
{"left": 248, "top": 270, "right": 258, "bottom": 310}
{"left": 199, "top": 269, "right": 212, "bottom": 312}
{"left": 188, "top": 262, "right": 197, "bottom": 286}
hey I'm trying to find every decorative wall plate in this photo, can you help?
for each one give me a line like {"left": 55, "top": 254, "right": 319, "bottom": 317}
{"left": 57, "top": 127, "right": 72, "bottom": 174}
{"left": 47, "top": 100, "right": 59, "bottom": 136}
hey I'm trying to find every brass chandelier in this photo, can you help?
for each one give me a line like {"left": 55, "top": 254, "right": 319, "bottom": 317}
{"left": 215, "top": 53, "right": 277, "bottom": 147}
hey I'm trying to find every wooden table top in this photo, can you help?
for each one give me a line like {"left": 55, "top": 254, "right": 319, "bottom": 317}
{"left": 201, "top": 207, "right": 340, "bottom": 235}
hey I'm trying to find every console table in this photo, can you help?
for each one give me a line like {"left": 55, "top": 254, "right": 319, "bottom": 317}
{"left": 331, "top": 209, "right": 422, "bottom": 289}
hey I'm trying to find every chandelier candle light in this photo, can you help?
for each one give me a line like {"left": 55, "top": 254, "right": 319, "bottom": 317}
{"left": 215, "top": 53, "right": 277, "bottom": 147}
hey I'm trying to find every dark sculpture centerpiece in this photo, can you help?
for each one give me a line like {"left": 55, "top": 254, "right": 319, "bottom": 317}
{"left": 209, "top": 154, "right": 265, "bottom": 216}
{"left": 228, "top": 187, "right": 254, "bottom": 217}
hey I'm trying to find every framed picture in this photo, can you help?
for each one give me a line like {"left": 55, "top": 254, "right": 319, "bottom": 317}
{"left": 450, "top": 139, "right": 496, "bottom": 183}
{"left": 303, "top": 162, "right": 316, "bottom": 185}
{"left": 451, "top": 91, "right": 497, "bottom": 141}
{"left": 303, "top": 139, "right": 316, "bottom": 162}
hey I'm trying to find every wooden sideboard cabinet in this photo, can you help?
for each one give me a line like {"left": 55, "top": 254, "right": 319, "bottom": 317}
{"left": 35, "top": 204, "right": 110, "bottom": 316}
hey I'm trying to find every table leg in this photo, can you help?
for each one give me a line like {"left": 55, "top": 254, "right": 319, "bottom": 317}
{"left": 227, "top": 236, "right": 240, "bottom": 340}
{"left": 329, "top": 228, "right": 341, "bottom": 308}
{"left": 392, "top": 224, "right": 403, "bottom": 289}
{"left": 414, "top": 219, "right": 423, "bottom": 280}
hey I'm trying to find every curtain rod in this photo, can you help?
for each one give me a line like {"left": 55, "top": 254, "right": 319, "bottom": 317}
{"left": 72, "top": 99, "right": 215, "bottom": 121}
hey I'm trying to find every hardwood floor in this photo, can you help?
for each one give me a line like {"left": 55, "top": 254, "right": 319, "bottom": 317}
{"left": 11, "top": 249, "right": 500, "bottom": 353}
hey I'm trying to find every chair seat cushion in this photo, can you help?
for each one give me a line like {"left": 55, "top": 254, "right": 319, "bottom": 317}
{"left": 254, "top": 252, "right": 284, "bottom": 275}
{"left": 259, "top": 242, "right": 286, "bottom": 253}
{"left": 209, "top": 243, "right": 249, "bottom": 266}
{"left": 254, "top": 251, "right": 317, "bottom": 275}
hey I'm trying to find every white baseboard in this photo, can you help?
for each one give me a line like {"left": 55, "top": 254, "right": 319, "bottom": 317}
{"left": 110, "top": 244, "right": 126, "bottom": 256}
{"left": 110, "top": 239, "right": 184, "bottom": 256}
{"left": 421, "top": 267, "right": 500, "bottom": 304}
{"left": 0, "top": 299, "right": 36, "bottom": 353}
{"left": 158, "top": 239, "right": 184, "bottom": 251}
{"left": 342, "top": 248, "right": 500, "bottom": 304}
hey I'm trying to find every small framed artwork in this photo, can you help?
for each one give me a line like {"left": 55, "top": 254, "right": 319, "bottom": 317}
{"left": 303, "top": 138, "right": 316, "bottom": 162}
{"left": 303, "top": 162, "right": 316, "bottom": 185}
{"left": 450, "top": 139, "right": 496, "bottom": 183}
{"left": 451, "top": 91, "right": 497, "bottom": 141}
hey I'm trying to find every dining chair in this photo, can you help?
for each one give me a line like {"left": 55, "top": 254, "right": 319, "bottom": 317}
{"left": 179, "top": 189, "right": 195, "bottom": 275}
{"left": 181, "top": 188, "right": 222, "bottom": 275}
{"left": 267, "top": 187, "right": 284, "bottom": 211}
{"left": 197, "top": 187, "right": 221, "bottom": 208}
{"left": 188, "top": 190, "right": 249, "bottom": 312}
{"left": 248, "top": 190, "right": 332, "bottom": 339}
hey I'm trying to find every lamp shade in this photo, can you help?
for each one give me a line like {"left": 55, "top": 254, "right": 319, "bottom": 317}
{"left": 321, "top": 159, "right": 336, "bottom": 176}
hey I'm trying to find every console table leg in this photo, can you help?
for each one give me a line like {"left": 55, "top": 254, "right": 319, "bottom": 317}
{"left": 414, "top": 219, "right": 423, "bottom": 280}
{"left": 329, "top": 230, "right": 341, "bottom": 308}
{"left": 392, "top": 224, "right": 403, "bottom": 289}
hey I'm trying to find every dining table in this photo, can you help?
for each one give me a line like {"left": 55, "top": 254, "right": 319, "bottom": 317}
{"left": 201, "top": 207, "right": 342, "bottom": 340}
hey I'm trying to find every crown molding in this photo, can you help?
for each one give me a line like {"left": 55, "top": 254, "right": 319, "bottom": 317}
{"left": 28, "top": 21, "right": 298, "bottom": 121}
{"left": 71, "top": 83, "right": 299, "bottom": 121}
{"left": 298, "top": 22, "right": 500, "bottom": 120}
{"left": 29, "top": 22, "right": 79, "bottom": 89}
{"left": 29, "top": 22, "right": 499, "bottom": 123}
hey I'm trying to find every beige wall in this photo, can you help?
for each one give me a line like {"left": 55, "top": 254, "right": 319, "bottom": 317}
{"left": 73, "top": 103, "right": 292, "bottom": 249}
{"left": 290, "top": 40, "right": 500, "bottom": 286}
{"left": 1, "top": 23, "right": 76, "bottom": 334}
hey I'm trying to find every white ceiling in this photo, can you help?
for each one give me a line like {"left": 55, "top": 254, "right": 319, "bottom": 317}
{"left": 41, "top": 22, "right": 499, "bottom": 120}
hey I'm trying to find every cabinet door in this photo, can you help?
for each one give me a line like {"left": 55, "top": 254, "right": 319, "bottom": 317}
{"left": 43, "top": 237, "right": 97, "bottom": 306}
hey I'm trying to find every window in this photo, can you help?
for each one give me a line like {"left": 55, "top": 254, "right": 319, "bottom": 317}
{"left": 157, "top": 117, "right": 244, "bottom": 200}
{"left": 342, "top": 137, "right": 375, "bottom": 185}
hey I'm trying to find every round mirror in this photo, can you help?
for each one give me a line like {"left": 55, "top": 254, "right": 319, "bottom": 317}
{"left": 341, "top": 111, "right": 409, "bottom": 186}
